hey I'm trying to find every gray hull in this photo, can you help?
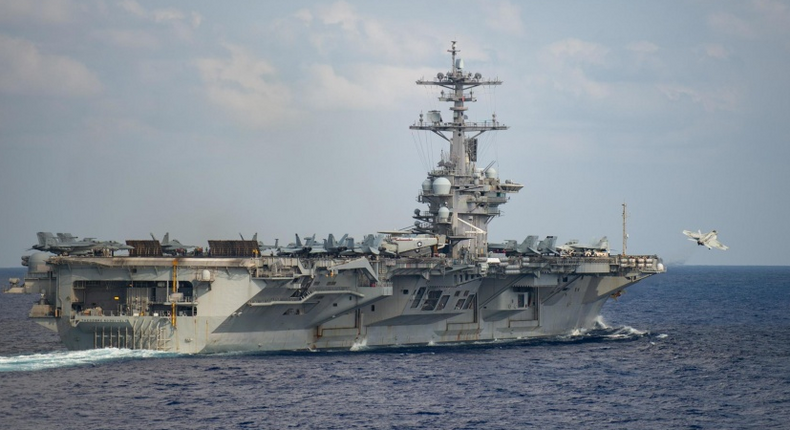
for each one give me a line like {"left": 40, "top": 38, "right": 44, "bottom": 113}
{"left": 28, "top": 254, "right": 658, "bottom": 353}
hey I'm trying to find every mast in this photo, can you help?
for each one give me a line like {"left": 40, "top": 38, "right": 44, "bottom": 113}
{"left": 410, "top": 41, "right": 523, "bottom": 261}
{"left": 622, "top": 203, "right": 628, "bottom": 256}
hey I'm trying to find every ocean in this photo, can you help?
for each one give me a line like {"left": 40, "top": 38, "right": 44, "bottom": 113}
{"left": 0, "top": 265, "right": 788, "bottom": 430}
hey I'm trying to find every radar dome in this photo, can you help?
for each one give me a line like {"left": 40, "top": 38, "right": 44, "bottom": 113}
{"left": 432, "top": 177, "right": 452, "bottom": 195}
{"left": 422, "top": 178, "right": 432, "bottom": 193}
{"left": 27, "top": 252, "right": 51, "bottom": 273}
{"left": 485, "top": 167, "right": 498, "bottom": 179}
{"left": 438, "top": 206, "right": 450, "bottom": 223}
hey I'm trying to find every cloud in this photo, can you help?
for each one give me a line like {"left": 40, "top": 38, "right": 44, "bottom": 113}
{"left": 708, "top": 12, "right": 757, "bottom": 39}
{"left": 538, "top": 38, "right": 610, "bottom": 99}
{"left": 709, "top": 0, "right": 790, "bottom": 39}
{"left": 97, "top": 29, "right": 160, "bottom": 50}
{"left": 702, "top": 44, "right": 730, "bottom": 60}
{"left": 483, "top": 1, "right": 525, "bottom": 36}
{"left": 294, "top": 8, "right": 313, "bottom": 24}
{"left": 116, "top": 0, "right": 201, "bottom": 42}
{"left": 546, "top": 38, "right": 609, "bottom": 65}
{"left": 0, "top": 35, "right": 102, "bottom": 96}
{"left": 657, "top": 85, "right": 739, "bottom": 112}
{"left": 117, "top": 0, "right": 147, "bottom": 19}
{"left": 0, "top": 0, "right": 76, "bottom": 24}
{"left": 194, "top": 44, "right": 295, "bottom": 128}
{"left": 627, "top": 41, "right": 659, "bottom": 54}
{"left": 300, "top": 1, "right": 435, "bottom": 63}
{"left": 152, "top": 8, "right": 184, "bottom": 23}
{"left": 304, "top": 63, "right": 423, "bottom": 110}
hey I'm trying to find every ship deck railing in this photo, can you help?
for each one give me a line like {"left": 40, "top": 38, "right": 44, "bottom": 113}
{"left": 496, "top": 254, "right": 664, "bottom": 273}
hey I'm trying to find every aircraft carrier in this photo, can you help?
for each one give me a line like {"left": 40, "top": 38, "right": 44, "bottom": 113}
{"left": 21, "top": 42, "right": 664, "bottom": 353}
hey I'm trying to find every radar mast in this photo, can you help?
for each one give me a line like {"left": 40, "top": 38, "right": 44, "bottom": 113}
{"left": 411, "top": 41, "right": 523, "bottom": 261}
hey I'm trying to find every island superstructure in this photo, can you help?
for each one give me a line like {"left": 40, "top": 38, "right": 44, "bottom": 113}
{"left": 21, "top": 42, "right": 664, "bottom": 353}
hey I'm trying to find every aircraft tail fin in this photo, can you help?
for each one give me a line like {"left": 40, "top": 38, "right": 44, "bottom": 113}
{"left": 37, "top": 232, "right": 57, "bottom": 248}
{"left": 518, "top": 235, "right": 539, "bottom": 254}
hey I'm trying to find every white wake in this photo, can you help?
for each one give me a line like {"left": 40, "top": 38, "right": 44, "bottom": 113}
{"left": 0, "top": 348, "right": 175, "bottom": 372}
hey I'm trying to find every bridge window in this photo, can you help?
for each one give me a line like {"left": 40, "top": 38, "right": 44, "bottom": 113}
{"left": 435, "top": 295, "right": 450, "bottom": 311}
{"left": 411, "top": 287, "right": 426, "bottom": 308}
{"left": 421, "top": 290, "right": 442, "bottom": 311}
{"left": 464, "top": 294, "right": 476, "bottom": 310}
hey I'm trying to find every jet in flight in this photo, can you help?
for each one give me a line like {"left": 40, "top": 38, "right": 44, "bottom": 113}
{"left": 683, "top": 230, "right": 729, "bottom": 251}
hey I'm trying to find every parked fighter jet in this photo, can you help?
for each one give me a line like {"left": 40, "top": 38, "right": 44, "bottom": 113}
{"left": 683, "top": 230, "right": 729, "bottom": 250}
{"left": 256, "top": 235, "right": 280, "bottom": 254}
{"left": 279, "top": 234, "right": 316, "bottom": 255}
{"left": 32, "top": 232, "right": 132, "bottom": 256}
{"left": 557, "top": 236, "right": 610, "bottom": 257}
{"left": 536, "top": 236, "right": 558, "bottom": 255}
{"left": 488, "top": 235, "right": 539, "bottom": 255}
{"left": 341, "top": 234, "right": 385, "bottom": 256}
{"left": 151, "top": 232, "right": 195, "bottom": 255}
{"left": 310, "top": 234, "right": 349, "bottom": 255}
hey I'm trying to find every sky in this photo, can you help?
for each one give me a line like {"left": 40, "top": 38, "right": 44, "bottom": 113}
{"left": 1, "top": 0, "right": 789, "bottom": 267}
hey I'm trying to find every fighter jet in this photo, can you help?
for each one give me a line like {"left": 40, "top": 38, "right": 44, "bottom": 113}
{"left": 310, "top": 234, "right": 349, "bottom": 255}
{"left": 683, "top": 230, "right": 729, "bottom": 250}
{"left": 536, "top": 236, "right": 559, "bottom": 255}
{"left": 488, "top": 235, "right": 539, "bottom": 256}
{"left": 557, "top": 237, "right": 610, "bottom": 257}
{"left": 279, "top": 234, "right": 316, "bottom": 255}
{"left": 151, "top": 232, "right": 195, "bottom": 255}
{"left": 255, "top": 235, "right": 280, "bottom": 254}
{"left": 32, "top": 232, "right": 132, "bottom": 256}
{"left": 341, "top": 234, "right": 385, "bottom": 256}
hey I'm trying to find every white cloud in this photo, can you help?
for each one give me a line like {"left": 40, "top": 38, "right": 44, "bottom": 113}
{"left": 658, "top": 84, "right": 739, "bottom": 112}
{"left": 0, "top": 35, "right": 102, "bottom": 96}
{"left": 708, "top": 11, "right": 757, "bottom": 39}
{"left": 538, "top": 38, "right": 610, "bottom": 99}
{"left": 152, "top": 8, "right": 184, "bottom": 23}
{"left": 753, "top": 0, "right": 790, "bottom": 33}
{"left": 627, "top": 41, "right": 659, "bottom": 54}
{"left": 116, "top": 1, "right": 200, "bottom": 41}
{"left": 194, "top": 44, "right": 295, "bottom": 128}
{"left": 294, "top": 8, "right": 313, "bottom": 24}
{"left": 304, "top": 63, "right": 423, "bottom": 110}
{"left": 191, "top": 11, "right": 203, "bottom": 29}
{"left": 118, "top": 0, "right": 146, "bottom": 19}
{"left": 320, "top": 1, "right": 360, "bottom": 32}
{"left": 98, "top": 29, "right": 160, "bottom": 50}
{"left": 483, "top": 1, "right": 525, "bottom": 36}
{"left": 301, "top": 1, "right": 435, "bottom": 63}
{"left": 0, "top": 0, "right": 76, "bottom": 23}
{"left": 546, "top": 38, "right": 609, "bottom": 65}
{"left": 708, "top": 0, "right": 790, "bottom": 40}
{"left": 703, "top": 43, "right": 730, "bottom": 60}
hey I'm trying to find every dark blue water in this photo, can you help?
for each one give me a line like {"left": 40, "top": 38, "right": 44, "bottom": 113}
{"left": 1, "top": 266, "right": 788, "bottom": 429}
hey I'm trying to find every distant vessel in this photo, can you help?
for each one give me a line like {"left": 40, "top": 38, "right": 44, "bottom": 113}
{"left": 22, "top": 42, "right": 664, "bottom": 353}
